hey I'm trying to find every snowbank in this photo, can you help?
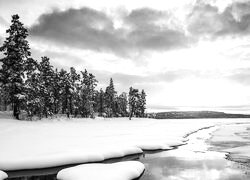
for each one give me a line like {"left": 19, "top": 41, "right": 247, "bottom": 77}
{"left": 0, "top": 170, "right": 7, "bottom": 180}
{"left": 0, "top": 117, "right": 249, "bottom": 170}
{"left": 57, "top": 161, "right": 145, "bottom": 180}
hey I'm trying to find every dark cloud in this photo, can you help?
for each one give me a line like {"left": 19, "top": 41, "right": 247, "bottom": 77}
{"left": 125, "top": 8, "right": 191, "bottom": 51}
{"left": 30, "top": 7, "right": 191, "bottom": 56}
{"left": 188, "top": 1, "right": 250, "bottom": 37}
{"left": 30, "top": 8, "right": 128, "bottom": 55}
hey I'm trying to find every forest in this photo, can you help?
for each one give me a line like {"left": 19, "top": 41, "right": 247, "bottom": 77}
{"left": 0, "top": 15, "right": 146, "bottom": 120}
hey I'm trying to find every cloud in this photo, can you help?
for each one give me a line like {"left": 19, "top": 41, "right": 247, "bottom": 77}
{"left": 0, "top": 16, "right": 8, "bottom": 26}
{"left": 187, "top": 1, "right": 250, "bottom": 37}
{"left": 227, "top": 68, "right": 250, "bottom": 85}
{"left": 95, "top": 69, "right": 203, "bottom": 89}
{"left": 30, "top": 7, "right": 191, "bottom": 57}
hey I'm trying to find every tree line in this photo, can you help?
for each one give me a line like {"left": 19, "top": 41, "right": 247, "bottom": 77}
{"left": 0, "top": 15, "right": 146, "bottom": 120}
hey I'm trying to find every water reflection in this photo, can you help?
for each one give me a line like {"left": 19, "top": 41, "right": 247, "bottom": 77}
{"left": 139, "top": 126, "right": 250, "bottom": 180}
{"left": 140, "top": 149, "right": 249, "bottom": 180}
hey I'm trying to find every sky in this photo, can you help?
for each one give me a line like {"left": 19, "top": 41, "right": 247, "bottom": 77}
{"left": 1, "top": 0, "right": 250, "bottom": 113}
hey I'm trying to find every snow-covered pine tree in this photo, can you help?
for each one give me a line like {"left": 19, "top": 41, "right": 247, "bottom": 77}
{"left": 51, "top": 68, "right": 61, "bottom": 114}
{"left": 38, "top": 56, "right": 55, "bottom": 118}
{"left": 128, "top": 87, "right": 139, "bottom": 120}
{"left": 0, "top": 14, "right": 31, "bottom": 119}
{"left": 79, "top": 69, "right": 97, "bottom": 118}
{"left": 139, "top": 89, "right": 146, "bottom": 117}
{"left": 117, "top": 92, "right": 128, "bottom": 117}
{"left": 23, "top": 58, "right": 43, "bottom": 118}
{"left": 97, "top": 88, "right": 105, "bottom": 116}
{"left": 105, "top": 78, "right": 117, "bottom": 117}
{"left": 59, "top": 69, "right": 72, "bottom": 118}
{"left": 69, "top": 67, "right": 80, "bottom": 117}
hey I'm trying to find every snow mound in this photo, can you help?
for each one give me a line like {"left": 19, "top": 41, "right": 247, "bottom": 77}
{"left": 0, "top": 146, "right": 142, "bottom": 171}
{"left": 57, "top": 161, "right": 145, "bottom": 180}
{"left": 0, "top": 170, "right": 7, "bottom": 180}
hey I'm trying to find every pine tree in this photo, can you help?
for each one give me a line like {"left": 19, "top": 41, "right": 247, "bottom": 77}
{"left": 139, "top": 90, "right": 146, "bottom": 117}
{"left": 69, "top": 67, "right": 80, "bottom": 117}
{"left": 128, "top": 87, "right": 139, "bottom": 120}
{"left": 24, "top": 70, "right": 43, "bottom": 118}
{"left": 97, "top": 88, "right": 105, "bottom": 116}
{"left": 0, "top": 14, "right": 31, "bottom": 119}
{"left": 51, "top": 69, "right": 61, "bottom": 114}
{"left": 105, "top": 78, "right": 117, "bottom": 117}
{"left": 117, "top": 92, "right": 128, "bottom": 117}
{"left": 59, "top": 69, "right": 72, "bottom": 117}
{"left": 38, "top": 56, "right": 55, "bottom": 118}
{"left": 23, "top": 58, "right": 43, "bottom": 118}
{"left": 79, "top": 70, "right": 97, "bottom": 118}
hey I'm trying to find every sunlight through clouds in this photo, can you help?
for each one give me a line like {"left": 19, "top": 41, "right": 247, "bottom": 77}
{"left": 1, "top": 0, "right": 250, "bottom": 113}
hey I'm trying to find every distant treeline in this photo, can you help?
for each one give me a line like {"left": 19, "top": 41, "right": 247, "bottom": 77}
{"left": 0, "top": 15, "right": 146, "bottom": 120}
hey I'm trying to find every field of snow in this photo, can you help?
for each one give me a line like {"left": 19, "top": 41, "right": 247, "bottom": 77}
{"left": 0, "top": 114, "right": 250, "bottom": 174}
{"left": 57, "top": 161, "right": 144, "bottom": 180}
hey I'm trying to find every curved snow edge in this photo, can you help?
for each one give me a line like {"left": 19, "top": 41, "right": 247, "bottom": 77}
{"left": 57, "top": 161, "right": 145, "bottom": 180}
{"left": 0, "top": 170, "right": 7, "bottom": 180}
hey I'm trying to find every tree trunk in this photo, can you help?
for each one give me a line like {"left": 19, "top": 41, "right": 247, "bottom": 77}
{"left": 13, "top": 101, "right": 19, "bottom": 120}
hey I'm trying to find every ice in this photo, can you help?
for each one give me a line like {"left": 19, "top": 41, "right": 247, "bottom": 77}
{"left": 210, "top": 123, "right": 250, "bottom": 161}
{"left": 0, "top": 170, "right": 7, "bottom": 180}
{"left": 0, "top": 116, "right": 249, "bottom": 170}
{"left": 57, "top": 161, "right": 145, "bottom": 180}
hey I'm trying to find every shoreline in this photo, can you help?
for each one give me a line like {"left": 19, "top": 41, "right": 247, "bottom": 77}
{"left": 5, "top": 123, "right": 222, "bottom": 179}
{"left": 1, "top": 118, "right": 250, "bottom": 179}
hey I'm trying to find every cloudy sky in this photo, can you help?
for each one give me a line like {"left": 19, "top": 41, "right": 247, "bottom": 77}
{"left": 1, "top": 0, "right": 250, "bottom": 113}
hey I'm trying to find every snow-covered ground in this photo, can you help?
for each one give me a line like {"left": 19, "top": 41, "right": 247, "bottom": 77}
{"left": 0, "top": 114, "right": 249, "bottom": 172}
{"left": 57, "top": 161, "right": 144, "bottom": 180}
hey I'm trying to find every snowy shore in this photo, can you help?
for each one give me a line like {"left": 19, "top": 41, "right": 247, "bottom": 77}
{"left": 0, "top": 116, "right": 250, "bottom": 179}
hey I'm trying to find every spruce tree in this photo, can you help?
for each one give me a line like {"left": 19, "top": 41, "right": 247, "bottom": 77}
{"left": 69, "top": 67, "right": 80, "bottom": 116}
{"left": 105, "top": 78, "right": 117, "bottom": 117}
{"left": 139, "top": 90, "right": 146, "bottom": 117}
{"left": 97, "top": 88, "right": 105, "bottom": 116}
{"left": 23, "top": 58, "right": 42, "bottom": 118}
{"left": 0, "top": 14, "right": 31, "bottom": 119}
{"left": 128, "top": 87, "right": 139, "bottom": 120}
{"left": 117, "top": 92, "right": 128, "bottom": 117}
{"left": 38, "top": 56, "right": 55, "bottom": 118}
{"left": 59, "top": 69, "right": 71, "bottom": 117}
{"left": 51, "top": 69, "right": 61, "bottom": 114}
{"left": 79, "top": 70, "right": 97, "bottom": 118}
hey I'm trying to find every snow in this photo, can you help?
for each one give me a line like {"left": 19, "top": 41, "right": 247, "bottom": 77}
{"left": 0, "top": 114, "right": 249, "bottom": 171}
{"left": 0, "top": 171, "right": 7, "bottom": 180}
{"left": 57, "top": 161, "right": 145, "bottom": 180}
{"left": 210, "top": 123, "right": 250, "bottom": 160}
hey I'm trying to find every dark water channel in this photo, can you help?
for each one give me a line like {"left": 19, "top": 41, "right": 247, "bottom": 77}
{"left": 6, "top": 126, "right": 250, "bottom": 180}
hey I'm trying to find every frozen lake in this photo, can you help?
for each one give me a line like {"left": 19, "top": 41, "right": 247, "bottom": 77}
{"left": 5, "top": 121, "right": 250, "bottom": 180}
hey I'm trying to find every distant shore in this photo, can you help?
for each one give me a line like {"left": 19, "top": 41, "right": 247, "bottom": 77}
{"left": 148, "top": 111, "right": 250, "bottom": 119}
